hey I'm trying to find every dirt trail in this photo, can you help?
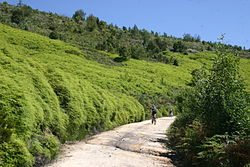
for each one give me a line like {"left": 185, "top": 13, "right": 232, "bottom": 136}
{"left": 46, "top": 117, "right": 176, "bottom": 167}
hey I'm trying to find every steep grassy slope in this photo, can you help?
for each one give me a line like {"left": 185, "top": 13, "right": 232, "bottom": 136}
{"left": 0, "top": 24, "right": 249, "bottom": 166}
{"left": 0, "top": 24, "right": 144, "bottom": 166}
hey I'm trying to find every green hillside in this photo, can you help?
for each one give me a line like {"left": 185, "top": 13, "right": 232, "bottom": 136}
{"left": 1, "top": 2, "right": 250, "bottom": 65}
{"left": 0, "top": 22, "right": 250, "bottom": 166}
{"left": 0, "top": 24, "right": 143, "bottom": 166}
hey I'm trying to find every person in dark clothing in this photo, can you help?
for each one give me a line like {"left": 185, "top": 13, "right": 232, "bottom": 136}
{"left": 151, "top": 104, "right": 157, "bottom": 125}
{"left": 169, "top": 108, "right": 174, "bottom": 116}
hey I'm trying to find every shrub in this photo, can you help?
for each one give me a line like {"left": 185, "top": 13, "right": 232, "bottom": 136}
{"left": 201, "top": 54, "right": 249, "bottom": 135}
{"left": 49, "top": 31, "right": 59, "bottom": 39}
{"left": 225, "top": 137, "right": 250, "bottom": 167}
{"left": 29, "top": 135, "right": 60, "bottom": 166}
{"left": 0, "top": 138, "right": 34, "bottom": 167}
{"left": 173, "top": 41, "right": 187, "bottom": 53}
{"left": 173, "top": 59, "right": 179, "bottom": 66}
{"left": 169, "top": 53, "right": 250, "bottom": 166}
{"left": 11, "top": 6, "right": 32, "bottom": 24}
{"left": 198, "top": 135, "right": 250, "bottom": 167}
{"left": 11, "top": 8, "right": 24, "bottom": 24}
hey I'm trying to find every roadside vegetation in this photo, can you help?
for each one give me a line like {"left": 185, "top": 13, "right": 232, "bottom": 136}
{"left": 168, "top": 53, "right": 250, "bottom": 167}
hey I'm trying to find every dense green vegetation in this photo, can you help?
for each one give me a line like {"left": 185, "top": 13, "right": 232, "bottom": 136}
{"left": 0, "top": 22, "right": 249, "bottom": 166}
{"left": 1, "top": 2, "right": 250, "bottom": 65}
{"left": 168, "top": 53, "right": 250, "bottom": 167}
{"left": 0, "top": 24, "right": 143, "bottom": 166}
{"left": 0, "top": 2, "right": 249, "bottom": 167}
{"left": 0, "top": 23, "right": 249, "bottom": 166}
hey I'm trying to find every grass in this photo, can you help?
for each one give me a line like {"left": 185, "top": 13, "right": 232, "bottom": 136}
{"left": 0, "top": 23, "right": 249, "bottom": 166}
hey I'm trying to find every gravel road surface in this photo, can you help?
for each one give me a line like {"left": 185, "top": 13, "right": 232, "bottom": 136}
{"left": 46, "top": 117, "right": 176, "bottom": 167}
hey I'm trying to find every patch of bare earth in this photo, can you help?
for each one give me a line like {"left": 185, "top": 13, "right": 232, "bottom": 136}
{"left": 46, "top": 117, "right": 176, "bottom": 167}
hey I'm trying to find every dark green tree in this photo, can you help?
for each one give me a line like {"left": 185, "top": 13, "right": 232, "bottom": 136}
{"left": 194, "top": 35, "right": 201, "bottom": 42}
{"left": 183, "top": 33, "right": 194, "bottom": 42}
{"left": 147, "top": 39, "right": 160, "bottom": 53}
{"left": 86, "top": 14, "right": 98, "bottom": 31}
{"left": 131, "top": 24, "right": 139, "bottom": 36}
{"left": 155, "top": 37, "right": 168, "bottom": 51}
{"left": 11, "top": 8, "right": 23, "bottom": 24}
{"left": 122, "top": 26, "right": 127, "bottom": 31}
{"left": 140, "top": 29, "right": 151, "bottom": 46}
{"left": 97, "top": 20, "right": 107, "bottom": 30}
{"left": 11, "top": 6, "right": 32, "bottom": 24}
{"left": 173, "top": 41, "right": 187, "bottom": 53}
{"left": 72, "top": 9, "right": 86, "bottom": 23}
{"left": 119, "top": 46, "right": 130, "bottom": 59}
{"left": 183, "top": 33, "right": 201, "bottom": 42}
{"left": 130, "top": 45, "right": 146, "bottom": 59}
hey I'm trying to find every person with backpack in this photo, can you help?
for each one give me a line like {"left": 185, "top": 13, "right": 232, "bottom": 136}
{"left": 151, "top": 104, "right": 157, "bottom": 125}
{"left": 169, "top": 108, "right": 174, "bottom": 116}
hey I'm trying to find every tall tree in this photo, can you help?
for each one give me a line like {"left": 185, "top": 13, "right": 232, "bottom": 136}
{"left": 86, "top": 14, "right": 98, "bottom": 31}
{"left": 72, "top": 9, "right": 86, "bottom": 23}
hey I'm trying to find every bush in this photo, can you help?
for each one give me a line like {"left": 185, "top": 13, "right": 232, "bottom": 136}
{"left": 118, "top": 46, "right": 130, "bottom": 60}
{"left": 0, "top": 138, "right": 34, "bottom": 167}
{"left": 29, "top": 135, "right": 60, "bottom": 166}
{"left": 198, "top": 135, "right": 250, "bottom": 167}
{"left": 225, "top": 137, "right": 250, "bottom": 167}
{"left": 173, "top": 41, "right": 187, "bottom": 53}
{"left": 168, "top": 119, "right": 205, "bottom": 166}
{"left": 11, "top": 8, "right": 24, "bottom": 24}
{"left": 49, "top": 31, "right": 59, "bottom": 39}
{"left": 201, "top": 54, "right": 249, "bottom": 135}
{"left": 11, "top": 6, "right": 32, "bottom": 24}
{"left": 168, "top": 53, "right": 250, "bottom": 166}
{"left": 173, "top": 59, "right": 179, "bottom": 66}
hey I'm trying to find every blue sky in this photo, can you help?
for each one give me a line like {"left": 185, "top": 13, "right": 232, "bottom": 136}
{"left": 2, "top": 0, "right": 250, "bottom": 49}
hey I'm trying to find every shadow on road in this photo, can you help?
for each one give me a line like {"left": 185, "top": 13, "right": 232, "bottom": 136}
{"left": 157, "top": 138, "right": 183, "bottom": 167}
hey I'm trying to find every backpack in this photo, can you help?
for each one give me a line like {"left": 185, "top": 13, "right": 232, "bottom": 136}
{"left": 152, "top": 106, "right": 157, "bottom": 112}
